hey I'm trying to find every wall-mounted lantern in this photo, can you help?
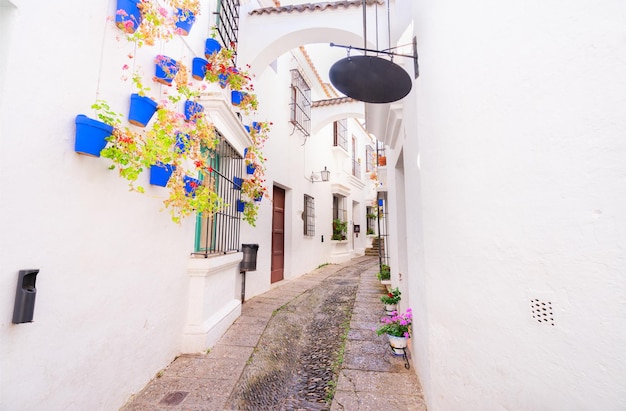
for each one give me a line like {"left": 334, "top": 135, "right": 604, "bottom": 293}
{"left": 310, "top": 166, "right": 330, "bottom": 183}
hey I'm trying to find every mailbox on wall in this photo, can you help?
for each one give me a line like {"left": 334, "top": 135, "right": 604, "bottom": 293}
{"left": 12, "top": 269, "right": 39, "bottom": 324}
{"left": 353, "top": 224, "right": 361, "bottom": 233}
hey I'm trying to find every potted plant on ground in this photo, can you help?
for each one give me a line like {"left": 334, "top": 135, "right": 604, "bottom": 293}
{"left": 376, "top": 264, "right": 391, "bottom": 281}
{"left": 375, "top": 307, "right": 413, "bottom": 355}
{"left": 380, "top": 287, "right": 401, "bottom": 315}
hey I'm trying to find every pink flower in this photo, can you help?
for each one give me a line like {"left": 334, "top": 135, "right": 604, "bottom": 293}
{"left": 403, "top": 332, "right": 410, "bottom": 338}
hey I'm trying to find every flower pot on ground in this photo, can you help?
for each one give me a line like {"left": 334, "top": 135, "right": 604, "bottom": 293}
{"left": 74, "top": 114, "right": 114, "bottom": 157}
{"left": 375, "top": 308, "right": 413, "bottom": 355}
{"left": 149, "top": 163, "right": 175, "bottom": 187}
{"left": 191, "top": 57, "right": 208, "bottom": 81}
{"left": 377, "top": 264, "right": 391, "bottom": 281}
{"left": 155, "top": 55, "right": 179, "bottom": 85}
{"left": 205, "top": 38, "right": 222, "bottom": 58}
{"left": 387, "top": 335, "right": 408, "bottom": 356}
{"left": 174, "top": 8, "right": 195, "bottom": 36}
{"left": 128, "top": 93, "right": 158, "bottom": 127}
{"left": 115, "top": 0, "right": 142, "bottom": 34}
{"left": 385, "top": 304, "right": 398, "bottom": 315}
{"left": 184, "top": 100, "right": 204, "bottom": 122}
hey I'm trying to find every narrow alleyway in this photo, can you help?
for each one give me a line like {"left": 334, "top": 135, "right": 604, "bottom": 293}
{"left": 121, "top": 256, "right": 426, "bottom": 410}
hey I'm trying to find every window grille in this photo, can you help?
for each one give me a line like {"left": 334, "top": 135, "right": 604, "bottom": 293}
{"left": 332, "top": 194, "right": 347, "bottom": 222}
{"left": 366, "top": 145, "right": 374, "bottom": 172}
{"left": 333, "top": 119, "right": 347, "bottom": 150}
{"left": 216, "top": 0, "right": 240, "bottom": 63}
{"left": 290, "top": 69, "right": 311, "bottom": 137}
{"left": 194, "top": 130, "right": 243, "bottom": 257}
{"left": 304, "top": 195, "right": 315, "bottom": 236}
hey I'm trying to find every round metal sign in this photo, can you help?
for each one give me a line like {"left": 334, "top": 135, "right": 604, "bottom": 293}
{"left": 329, "top": 55, "right": 412, "bottom": 103}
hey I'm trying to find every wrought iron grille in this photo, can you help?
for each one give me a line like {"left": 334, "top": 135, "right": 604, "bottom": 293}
{"left": 193, "top": 131, "right": 243, "bottom": 257}
{"left": 304, "top": 195, "right": 315, "bottom": 236}
{"left": 333, "top": 119, "right": 347, "bottom": 150}
{"left": 215, "top": 0, "right": 240, "bottom": 63}
{"left": 290, "top": 69, "right": 311, "bottom": 137}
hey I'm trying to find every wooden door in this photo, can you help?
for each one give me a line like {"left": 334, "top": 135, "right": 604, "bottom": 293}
{"left": 271, "top": 186, "right": 285, "bottom": 283}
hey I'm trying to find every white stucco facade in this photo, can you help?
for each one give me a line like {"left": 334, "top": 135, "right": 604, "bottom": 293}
{"left": 368, "top": 0, "right": 626, "bottom": 409}
{"left": 0, "top": 0, "right": 377, "bottom": 409}
{"left": 4, "top": 0, "right": 623, "bottom": 409}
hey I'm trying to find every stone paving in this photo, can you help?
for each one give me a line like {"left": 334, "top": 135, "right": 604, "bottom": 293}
{"left": 120, "top": 256, "right": 426, "bottom": 411}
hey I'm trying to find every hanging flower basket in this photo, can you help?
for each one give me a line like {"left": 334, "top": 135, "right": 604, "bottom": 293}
{"left": 184, "top": 100, "right": 204, "bottom": 122}
{"left": 154, "top": 55, "right": 179, "bottom": 86}
{"left": 74, "top": 114, "right": 114, "bottom": 157}
{"left": 233, "top": 176, "right": 243, "bottom": 190}
{"left": 149, "top": 163, "right": 175, "bottom": 187}
{"left": 205, "top": 38, "right": 222, "bottom": 58}
{"left": 218, "top": 73, "right": 228, "bottom": 88}
{"left": 174, "top": 8, "right": 196, "bottom": 36}
{"left": 236, "top": 199, "right": 245, "bottom": 212}
{"left": 175, "top": 133, "right": 189, "bottom": 153}
{"left": 183, "top": 175, "right": 201, "bottom": 197}
{"left": 246, "top": 164, "right": 256, "bottom": 175}
{"left": 191, "top": 57, "right": 208, "bottom": 81}
{"left": 115, "top": 0, "right": 142, "bottom": 34}
{"left": 128, "top": 93, "right": 158, "bottom": 127}
{"left": 231, "top": 90, "right": 246, "bottom": 106}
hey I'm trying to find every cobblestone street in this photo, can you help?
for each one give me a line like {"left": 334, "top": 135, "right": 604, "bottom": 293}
{"left": 121, "top": 257, "right": 426, "bottom": 410}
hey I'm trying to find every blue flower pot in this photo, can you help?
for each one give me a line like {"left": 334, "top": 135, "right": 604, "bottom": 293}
{"left": 115, "top": 0, "right": 141, "bottom": 34}
{"left": 192, "top": 57, "right": 208, "bottom": 81}
{"left": 175, "top": 133, "right": 189, "bottom": 153}
{"left": 128, "top": 93, "right": 158, "bottom": 127}
{"left": 254, "top": 195, "right": 262, "bottom": 202}
{"left": 184, "top": 176, "right": 201, "bottom": 197}
{"left": 236, "top": 199, "right": 245, "bottom": 212}
{"left": 252, "top": 121, "right": 261, "bottom": 132}
{"left": 233, "top": 176, "right": 243, "bottom": 190}
{"left": 218, "top": 73, "right": 228, "bottom": 88}
{"left": 205, "top": 38, "right": 222, "bottom": 58}
{"left": 184, "top": 100, "right": 204, "bottom": 122}
{"left": 155, "top": 55, "right": 178, "bottom": 85}
{"left": 246, "top": 164, "right": 256, "bottom": 175}
{"left": 174, "top": 8, "right": 196, "bottom": 36}
{"left": 149, "top": 163, "right": 175, "bottom": 187}
{"left": 231, "top": 90, "right": 245, "bottom": 106}
{"left": 74, "top": 114, "right": 114, "bottom": 157}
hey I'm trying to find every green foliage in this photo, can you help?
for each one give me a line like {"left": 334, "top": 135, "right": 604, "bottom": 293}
{"left": 380, "top": 287, "right": 401, "bottom": 305}
{"left": 376, "top": 264, "right": 391, "bottom": 281}
{"left": 332, "top": 219, "right": 347, "bottom": 240}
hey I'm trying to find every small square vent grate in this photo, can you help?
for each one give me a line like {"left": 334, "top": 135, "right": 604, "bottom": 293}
{"left": 530, "top": 299, "right": 555, "bottom": 326}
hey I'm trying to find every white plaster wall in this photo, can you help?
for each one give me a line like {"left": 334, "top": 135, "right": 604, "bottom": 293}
{"left": 0, "top": 0, "right": 227, "bottom": 409}
{"left": 403, "top": 1, "right": 626, "bottom": 409}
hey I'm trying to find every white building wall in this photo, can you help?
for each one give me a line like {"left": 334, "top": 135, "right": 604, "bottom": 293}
{"left": 0, "top": 0, "right": 243, "bottom": 409}
{"left": 392, "top": 1, "right": 626, "bottom": 409}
